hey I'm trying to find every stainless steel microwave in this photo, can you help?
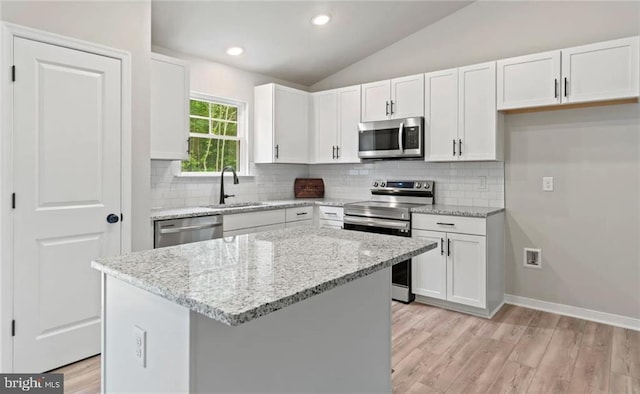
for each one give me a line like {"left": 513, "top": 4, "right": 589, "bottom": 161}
{"left": 358, "top": 117, "right": 424, "bottom": 159}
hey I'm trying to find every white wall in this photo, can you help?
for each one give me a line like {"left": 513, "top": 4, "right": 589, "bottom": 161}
{"left": 150, "top": 47, "right": 309, "bottom": 209}
{"left": 311, "top": 1, "right": 640, "bottom": 319}
{"left": 311, "top": 1, "right": 640, "bottom": 91}
{"left": 1, "top": 0, "right": 153, "bottom": 252}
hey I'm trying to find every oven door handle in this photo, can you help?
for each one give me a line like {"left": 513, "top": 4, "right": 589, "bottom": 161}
{"left": 344, "top": 216, "right": 410, "bottom": 231}
{"left": 398, "top": 122, "right": 404, "bottom": 152}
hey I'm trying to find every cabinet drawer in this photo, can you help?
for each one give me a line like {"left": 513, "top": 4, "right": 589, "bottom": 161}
{"left": 223, "top": 209, "right": 286, "bottom": 231}
{"left": 318, "top": 206, "right": 344, "bottom": 221}
{"left": 285, "top": 219, "right": 313, "bottom": 229}
{"left": 319, "top": 219, "right": 343, "bottom": 229}
{"left": 223, "top": 223, "right": 285, "bottom": 237}
{"left": 285, "top": 206, "right": 313, "bottom": 222}
{"left": 412, "top": 214, "right": 486, "bottom": 236}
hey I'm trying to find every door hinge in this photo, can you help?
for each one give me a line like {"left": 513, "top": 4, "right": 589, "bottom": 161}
{"left": 11, "top": 320, "right": 15, "bottom": 337}
{"left": 11, "top": 66, "right": 15, "bottom": 82}
{"left": 11, "top": 193, "right": 15, "bottom": 209}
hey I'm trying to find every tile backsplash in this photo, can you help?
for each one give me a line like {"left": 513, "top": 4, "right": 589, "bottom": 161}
{"left": 151, "top": 160, "right": 504, "bottom": 209}
{"left": 309, "top": 161, "right": 504, "bottom": 207}
{"left": 151, "top": 161, "right": 308, "bottom": 209}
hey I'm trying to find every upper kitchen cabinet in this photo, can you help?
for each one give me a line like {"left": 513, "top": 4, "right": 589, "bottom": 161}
{"left": 562, "top": 36, "right": 639, "bottom": 104}
{"left": 425, "top": 62, "right": 503, "bottom": 162}
{"left": 361, "top": 74, "right": 424, "bottom": 122}
{"left": 497, "top": 51, "right": 561, "bottom": 110}
{"left": 497, "top": 36, "right": 639, "bottom": 110}
{"left": 311, "top": 85, "right": 361, "bottom": 164}
{"left": 150, "top": 53, "right": 190, "bottom": 160}
{"left": 254, "top": 84, "right": 309, "bottom": 164}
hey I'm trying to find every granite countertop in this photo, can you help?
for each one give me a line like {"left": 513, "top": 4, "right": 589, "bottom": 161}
{"left": 150, "top": 199, "right": 357, "bottom": 221}
{"left": 92, "top": 227, "right": 436, "bottom": 326}
{"left": 410, "top": 204, "right": 505, "bottom": 218}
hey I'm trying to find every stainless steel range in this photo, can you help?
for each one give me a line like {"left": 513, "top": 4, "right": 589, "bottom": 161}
{"left": 343, "top": 180, "right": 434, "bottom": 303}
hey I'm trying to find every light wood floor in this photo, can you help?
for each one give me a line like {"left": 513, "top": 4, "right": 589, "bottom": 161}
{"left": 53, "top": 303, "right": 639, "bottom": 394}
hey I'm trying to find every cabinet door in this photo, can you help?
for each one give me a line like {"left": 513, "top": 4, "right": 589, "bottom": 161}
{"left": 361, "top": 80, "right": 391, "bottom": 122}
{"left": 285, "top": 219, "right": 313, "bottom": 229}
{"left": 319, "top": 219, "right": 342, "bottom": 229}
{"left": 424, "top": 68, "right": 458, "bottom": 162}
{"left": 391, "top": 74, "right": 424, "bottom": 119}
{"left": 223, "top": 223, "right": 285, "bottom": 237}
{"left": 274, "top": 85, "right": 309, "bottom": 163}
{"left": 150, "top": 54, "right": 189, "bottom": 160}
{"left": 312, "top": 90, "right": 338, "bottom": 163}
{"left": 446, "top": 233, "right": 486, "bottom": 308}
{"left": 562, "top": 36, "right": 639, "bottom": 104}
{"left": 497, "top": 51, "right": 561, "bottom": 110}
{"left": 337, "top": 85, "right": 361, "bottom": 163}
{"left": 411, "top": 230, "right": 446, "bottom": 300}
{"left": 458, "top": 62, "right": 498, "bottom": 161}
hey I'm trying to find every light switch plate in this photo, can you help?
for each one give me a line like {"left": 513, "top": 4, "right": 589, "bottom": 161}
{"left": 542, "top": 177, "right": 554, "bottom": 192}
{"left": 478, "top": 176, "right": 487, "bottom": 191}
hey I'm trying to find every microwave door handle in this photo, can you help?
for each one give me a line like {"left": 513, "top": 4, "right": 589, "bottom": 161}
{"left": 398, "top": 122, "right": 404, "bottom": 152}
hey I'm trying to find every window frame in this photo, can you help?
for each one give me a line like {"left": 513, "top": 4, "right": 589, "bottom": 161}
{"left": 180, "top": 92, "right": 249, "bottom": 177}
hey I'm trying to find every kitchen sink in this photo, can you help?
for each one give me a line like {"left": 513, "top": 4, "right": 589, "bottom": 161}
{"left": 203, "top": 202, "right": 267, "bottom": 209}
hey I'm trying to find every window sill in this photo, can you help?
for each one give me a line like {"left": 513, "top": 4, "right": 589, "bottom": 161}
{"left": 175, "top": 172, "right": 253, "bottom": 179}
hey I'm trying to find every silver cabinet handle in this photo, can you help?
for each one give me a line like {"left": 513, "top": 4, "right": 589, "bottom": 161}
{"left": 436, "top": 222, "right": 455, "bottom": 226}
{"left": 554, "top": 79, "right": 558, "bottom": 98}
{"left": 336, "top": 146, "right": 340, "bottom": 159}
{"left": 296, "top": 212, "right": 308, "bottom": 216}
{"left": 275, "top": 144, "right": 279, "bottom": 159}
{"left": 332, "top": 146, "right": 336, "bottom": 159}
{"left": 459, "top": 139, "right": 462, "bottom": 156}
{"left": 385, "top": 101, "right": 389, "bottom": 116}
{"left": 564, "top": 78, "right": 568, "bottom": 98}
{"left": 440, "top": 238, "right": 444, "bottom": 255}
{"left": 159, "top": 223, "right": 221, "bottom": 234}
{"left": 390, "top": 100, "right": 395, "bottom": 115}
{"left": 398, "top": 122, "right": 404, "bottom": 152}
{"left": 453, "top": 139, "right": 456, "bottom": 156}
{"left": 325, "top": 212, "right": 338, "bottom": 216}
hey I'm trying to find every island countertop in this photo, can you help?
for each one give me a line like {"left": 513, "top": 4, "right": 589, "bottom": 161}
{"left": 92, "top": 227, "right": 436, "bottom": 326}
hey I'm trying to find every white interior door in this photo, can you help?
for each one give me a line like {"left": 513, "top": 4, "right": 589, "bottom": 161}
{"left": 12, "top": 37, "right": 122, "bottom": 372}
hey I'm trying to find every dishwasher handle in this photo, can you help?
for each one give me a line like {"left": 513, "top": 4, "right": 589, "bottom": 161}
{"left": 158, "top": 222, "right": 221, "bottom": 235}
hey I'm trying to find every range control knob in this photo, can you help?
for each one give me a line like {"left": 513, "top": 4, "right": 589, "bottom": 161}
{"left": 380, "top": 182, "right": 386, "bottom": 187}
{"left": 424, "top": 183, "right": 431, "bottom": 190}
{"left": 416, "top": 183, "right": 422, "bottom": 189}
{"left": 373, "top": 181, "right": 379, "bottom": 187}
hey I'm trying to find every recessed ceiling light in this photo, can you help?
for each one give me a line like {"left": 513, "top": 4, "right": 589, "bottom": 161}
{"left": 311, "top": 14, "right": 331, "bottom": 26}
{"left": 226, "top": 47, "right": 244, "bottom": 56}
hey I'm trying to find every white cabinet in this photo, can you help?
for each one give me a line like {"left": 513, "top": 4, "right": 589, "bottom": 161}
{"left": 311, "top": 85, "right": 361, "bottom": 163}
{"left": 446, "top": 233, "right": 486, "bottom": 308}
{"left": 411, "top": 230, "right": 446, "bottom": 300}
{"left": 254, "top": 84, "right": 309, "bottom": 164}
{"left": 497, "top": 51, "right": 561, "bottom": 110}
{"left": 317, "top": 206, "right": 343, "bottom": 229}
{"left": 497, "top": 36, "right": 639, "bottom": 110}
{"left": 411, "top": 212, "right": 504, "bottom": 317}
{"left": 150, "top": 53, "right": 189, "bottom": 160}
{"left": 562, "top": 36, "right": 639, "bottom": 104}
{"left": 361, "top": 74, "right": 424, "bottom": 122}
{"left": 285, "top": 206, "right": 313, "bottom": 222}
{"left": 285, "top": 220, "right": 313, "bottom": 229}
{"left": 222, "top": 206, "right": 315, "bottom": 236}
{"left": 425, "top": 62, "right": 503, "bottom": 162}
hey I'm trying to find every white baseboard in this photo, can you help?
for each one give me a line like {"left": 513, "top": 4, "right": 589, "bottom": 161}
{"left": 504, "top": 294, "right": 640, "bottom": 331}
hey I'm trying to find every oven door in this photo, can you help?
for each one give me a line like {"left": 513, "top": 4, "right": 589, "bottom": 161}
{"left": 343, "top": 216, "right": 414, "bottom": 303}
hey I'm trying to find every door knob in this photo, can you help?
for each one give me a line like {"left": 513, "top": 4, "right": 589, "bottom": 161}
{"left": 106, "top": 214, "right": 120, "bottom": 224}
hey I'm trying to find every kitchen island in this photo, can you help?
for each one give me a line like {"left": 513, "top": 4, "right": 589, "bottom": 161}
{"left": 92, "top": 227, "right": 436, "bottom": 393}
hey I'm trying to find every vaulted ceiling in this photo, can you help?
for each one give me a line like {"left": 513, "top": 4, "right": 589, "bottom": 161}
{"left": 152, "top": 1, "right": 472, "bottom": 86}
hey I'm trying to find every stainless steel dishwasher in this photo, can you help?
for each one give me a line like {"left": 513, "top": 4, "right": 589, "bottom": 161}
{"left": 154, "top": 215, "right": 223, "bottom": 248}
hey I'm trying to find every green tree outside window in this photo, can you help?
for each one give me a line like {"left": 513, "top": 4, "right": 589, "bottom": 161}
{"left": 183, "top": 99, "right": 241, "bottom": 173}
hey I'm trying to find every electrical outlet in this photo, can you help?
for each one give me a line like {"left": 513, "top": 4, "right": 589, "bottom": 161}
{"left": 134, "top": 325, "right": 146, "bottom": 367}
{"left": 542, "top": 177, "right": 554, "bottom": 191}
{"left": 478, "top": 176, "right": 487, "bottom": 191}
{"left": 524, "top": 248, "right": 542, "bottom": 269}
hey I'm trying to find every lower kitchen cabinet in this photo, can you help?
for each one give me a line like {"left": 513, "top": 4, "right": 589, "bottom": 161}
{"left": 317, "top": 206, "right": 344, "bottom": 229}
{"left": 224, "top": 223, "right": 285, "bottom": 237}
{"left": 285, "top": 219, "right": 313, "bottom": 228}
{"left": 411, "top": 212, "right": 504, "bottom": 317}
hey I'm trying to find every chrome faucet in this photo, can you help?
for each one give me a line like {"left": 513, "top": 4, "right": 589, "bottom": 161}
{"left": 219, "top": 166, "right": 239, "bottom": 204}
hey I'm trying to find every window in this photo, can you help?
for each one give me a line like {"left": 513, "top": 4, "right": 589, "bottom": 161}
{"left": 182, "top": 94, "right": 245, "bottom": 174}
